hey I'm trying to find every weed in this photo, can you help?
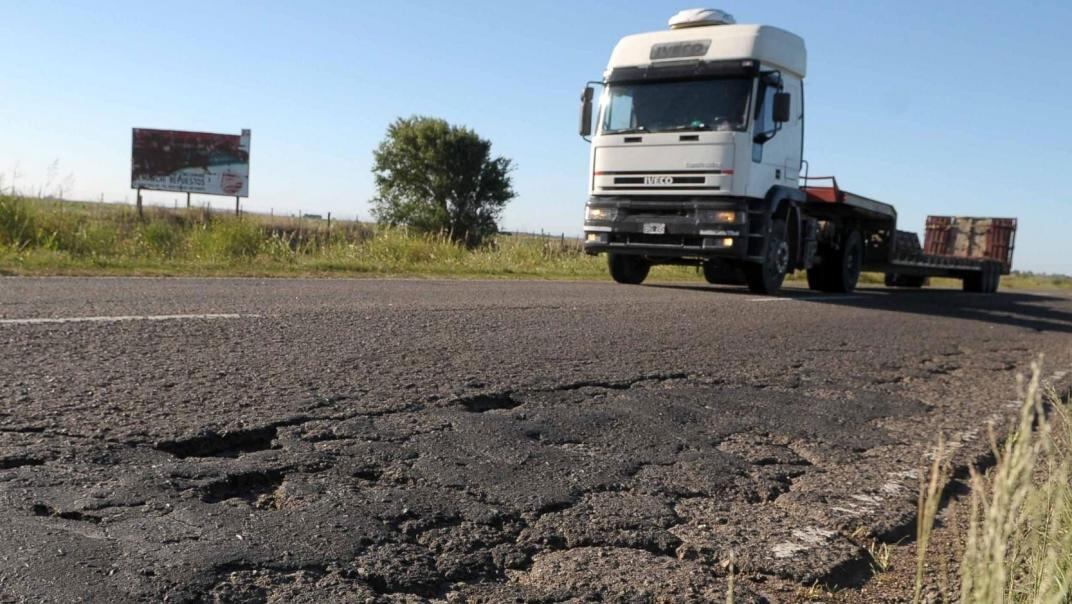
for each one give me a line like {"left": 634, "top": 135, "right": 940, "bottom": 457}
{"left": 867, "top": 540, "right": 892, "bottom": 573}
{"left": 915, "top": 362, "right": 1072, "bottom": 604}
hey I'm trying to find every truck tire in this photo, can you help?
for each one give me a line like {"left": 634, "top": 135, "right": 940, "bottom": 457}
{"left": 608, "top": 253, "right": 650, "bottom": 285}
{"left": 966, "top": 262, "right": 1002, "bottom": 294}
{"left": 989, "top": 265, "right": 1002, "bottom": 293}
{"left": 744, "top": 219, "right": 789, "bottom": 295}
{"left": 808, "top": 229, "right": 863, "bottom": 293}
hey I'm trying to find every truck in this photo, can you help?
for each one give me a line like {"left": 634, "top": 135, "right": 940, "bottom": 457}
{"left": 579, "top": 8, "right": 1016, "bottom": 295}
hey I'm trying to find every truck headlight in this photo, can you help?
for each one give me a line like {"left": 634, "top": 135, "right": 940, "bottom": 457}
{"left": 586, "top": 207, "right": 618, "bottom": 221}
{"left": 698, "top": 210, "right": 739, "bottom": 224}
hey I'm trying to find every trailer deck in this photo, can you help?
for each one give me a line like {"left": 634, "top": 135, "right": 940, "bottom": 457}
{"left": 800, "top": 176, "right": 1016, "bottom": 292}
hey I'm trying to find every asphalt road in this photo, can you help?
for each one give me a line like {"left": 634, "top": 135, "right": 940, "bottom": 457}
{"left": 2, "top": 277, "right": 1071, "bottom": 603}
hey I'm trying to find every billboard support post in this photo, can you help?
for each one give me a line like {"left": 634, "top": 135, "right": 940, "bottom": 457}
{"left": 235, "top": 196, "right": 240, "bottom": 217}
{"left": 136, "top": 188, "right": 143, "bottom": 219}
{"left": 186, "top": 192, "right": 191, "bottom": 209}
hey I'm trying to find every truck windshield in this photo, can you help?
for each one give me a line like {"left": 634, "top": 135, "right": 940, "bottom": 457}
{"left": 600, "top": 78, "right": 752, "bottom": 134}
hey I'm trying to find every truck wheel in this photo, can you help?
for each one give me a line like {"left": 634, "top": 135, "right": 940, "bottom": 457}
{"left": 744, "top": 219, "right": 789, "bottom": 295}
{"left": 608, "top": 253, "right": 650, "bottom": 285}
{"left": 829, "top": 229, "right": 863, "bottom": 293}
{"left": 811, "top": 229, "right": 863, "bottom": 293}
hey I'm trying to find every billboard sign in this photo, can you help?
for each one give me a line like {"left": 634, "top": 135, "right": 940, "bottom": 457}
{"left": 131, "top": 128, "right": 251, "bottom": 197}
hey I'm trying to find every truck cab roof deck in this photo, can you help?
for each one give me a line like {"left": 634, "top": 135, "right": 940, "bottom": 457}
{"left": 607, "top": 24, "right": 806, "bottom": 78}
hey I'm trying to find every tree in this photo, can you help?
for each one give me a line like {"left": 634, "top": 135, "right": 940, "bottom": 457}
{"left": 370, "top": 116, "right": 515, "bottom": 247}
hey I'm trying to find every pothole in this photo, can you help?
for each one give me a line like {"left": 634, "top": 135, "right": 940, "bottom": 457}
{"left": 156, "top": 426, "right": 279, "bottom": 458}
{"left": 202, "top": 469, "right": 286, "bottom": 504}
{"left": 457, "top": 393, "right": 523, "bottom": 413}
{"left": 31, "top": 503, "right": 102, "bottom": 524}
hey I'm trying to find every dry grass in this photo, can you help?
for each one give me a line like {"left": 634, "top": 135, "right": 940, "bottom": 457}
{"left": 915, "top": 362, "right": 1072, "bottom": 603}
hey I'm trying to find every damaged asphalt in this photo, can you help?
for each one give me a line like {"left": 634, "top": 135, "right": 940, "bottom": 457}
{"left": 1, "top": 277, "right": 1071, "bottom": 602}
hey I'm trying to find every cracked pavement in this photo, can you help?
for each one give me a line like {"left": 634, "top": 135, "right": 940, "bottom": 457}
{"left": 2, "top": 277, "right": 1071, "bottom": 602}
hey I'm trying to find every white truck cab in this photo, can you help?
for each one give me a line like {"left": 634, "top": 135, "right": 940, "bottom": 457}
{"left": 581, "top": 9, "right": 811, "bottom": 293}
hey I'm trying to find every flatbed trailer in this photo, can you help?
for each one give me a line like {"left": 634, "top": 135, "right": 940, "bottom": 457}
{"left": 802, "top": 177, "right": 1016, "bottom": 293}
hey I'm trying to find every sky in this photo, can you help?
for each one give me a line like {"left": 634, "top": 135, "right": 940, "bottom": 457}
{"left": 1, "top": 0, "right": 1070, "bottom": 273}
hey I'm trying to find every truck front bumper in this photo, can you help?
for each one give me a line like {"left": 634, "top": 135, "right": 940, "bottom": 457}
{"left": 582, "top": 197, "right": 753, "bottom": 260}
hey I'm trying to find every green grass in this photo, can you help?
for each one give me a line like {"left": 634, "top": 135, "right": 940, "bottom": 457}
{"left": 0, "top": 196, "right": 701, "bottom": 280}
{"left": 2, "top": 196, "right": 1069, "bottom": 290}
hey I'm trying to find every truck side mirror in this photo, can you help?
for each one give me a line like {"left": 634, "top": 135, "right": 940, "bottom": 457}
{"left": 579, "top": 86, "right": 595, "bottom": 138}
{"left": 773, "top": 92, "right": 791, "bottom": 123}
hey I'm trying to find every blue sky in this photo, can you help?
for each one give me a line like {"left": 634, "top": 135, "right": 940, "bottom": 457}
{"left": 2, "top": 0, "right": 1070, "bottom": 273}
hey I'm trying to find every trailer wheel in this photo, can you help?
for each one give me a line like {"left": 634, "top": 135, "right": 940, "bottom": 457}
{"left": 963, "top": 263, "right": 999, "bottom": 293}
{"left": 989, "top": 265, "right": 1002, "bottom": 293}
{"left": 608, "top": 253, "right": 650, "bottom": 285}
{"left": 744, "top": 219, "right": 789, "bottom": 295}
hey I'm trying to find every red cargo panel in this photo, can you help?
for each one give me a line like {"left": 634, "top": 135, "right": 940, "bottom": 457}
{"left": 924, "top": 216, "right": 954, "bottom": 255}
{"left": 924, "top": 216, "right": 1017, "bottom": 272}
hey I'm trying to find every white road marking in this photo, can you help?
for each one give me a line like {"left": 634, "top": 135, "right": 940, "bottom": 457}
{"left": 771, "top": 526, "right": 837, "bottom": 559}
{"left": 0, "top": 314, "right": 254, "bottom": 326}
{"left": 750, "top": 295, "right": 864, "bottom": 303}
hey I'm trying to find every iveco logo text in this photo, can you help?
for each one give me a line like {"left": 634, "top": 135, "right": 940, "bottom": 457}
{"left": 644, "top": 176, "right": 674, "bottom": 185}
{"left": 649, "top": 40, "right": 711, "bottom": 60}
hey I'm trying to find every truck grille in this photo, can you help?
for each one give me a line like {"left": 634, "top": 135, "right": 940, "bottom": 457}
{"left": 611, "top": 233, "right": 705, "bottom": 247}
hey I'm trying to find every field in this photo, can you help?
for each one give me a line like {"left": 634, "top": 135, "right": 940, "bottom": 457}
{"left": 0, "top": 196, "right": 666, "bottom": 279}
{"left": 3, "top": 196, "right": 1070, "bottom": 290}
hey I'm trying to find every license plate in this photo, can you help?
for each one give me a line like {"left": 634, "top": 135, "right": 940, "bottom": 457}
{"left": 642, "top": 223, "right": 666, "bottom": 235}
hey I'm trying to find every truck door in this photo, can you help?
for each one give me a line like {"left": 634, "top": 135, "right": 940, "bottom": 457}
{"left": 782, "top": 77, "right": 804, "bottom": 188}
{"left": 747, "top": 76, "right": 788, "bottom": 197}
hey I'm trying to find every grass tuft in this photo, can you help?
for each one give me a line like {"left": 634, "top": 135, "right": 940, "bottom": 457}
{"left": 915, "top": 361, "right": 1072, "bottom": 604}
